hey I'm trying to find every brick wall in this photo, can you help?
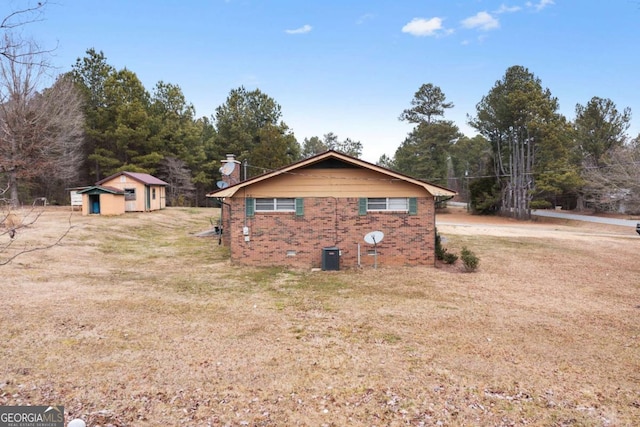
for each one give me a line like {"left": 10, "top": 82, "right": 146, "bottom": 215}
{"left": 221, "top": 197, "right": 436, "bottom": 269}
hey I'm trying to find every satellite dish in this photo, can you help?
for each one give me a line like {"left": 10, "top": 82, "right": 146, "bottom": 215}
{"left": 364, "top": 231, "right": 384, "bottom": 245}
{"left": 364, "top": 231, "right": 384, "bottom": 269}
{"left": 219, "top": 161, "right": 236, "bottom": 176}
{"left": 216, "top": 180, "right": 229, "bottom": 189}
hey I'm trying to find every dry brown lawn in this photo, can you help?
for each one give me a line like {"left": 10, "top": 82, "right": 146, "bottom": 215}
{"left": 1, "top": 206, "right": 639, "bottom": 426}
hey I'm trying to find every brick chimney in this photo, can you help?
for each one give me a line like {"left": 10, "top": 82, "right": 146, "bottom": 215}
{"left": 220, "top": 154, "right": 241, "bottom": 186}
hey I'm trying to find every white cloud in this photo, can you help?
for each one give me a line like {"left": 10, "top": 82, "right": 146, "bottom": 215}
{"left": 526, "top": 0, "right": 555, "bottom": 12}
{"left": 461, "top": 11, "right": 499, "bottom": 31}
{"left": 401, "top": 17, "right": 446, "bottom": 37}
{"left": 285, "top": 24, "right": 312, "bottom": 35}
{"left": 495, "top": 4, "right": 521, "bottom": 14}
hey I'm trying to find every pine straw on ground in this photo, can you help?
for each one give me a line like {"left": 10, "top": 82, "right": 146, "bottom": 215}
{"left": 1, "top": 207, "right": 639, "bottom": 426}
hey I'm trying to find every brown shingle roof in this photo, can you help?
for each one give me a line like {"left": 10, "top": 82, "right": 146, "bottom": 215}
{"left": 96, "top": 172, "right": 169, "bottom": 186}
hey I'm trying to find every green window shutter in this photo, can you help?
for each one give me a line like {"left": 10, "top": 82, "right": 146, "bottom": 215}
{"left": 295, "top": 198, "right": 304, "bottom": 216}
{"left": 358, "top": 198, "right": 367, "bottom": 215}
{"left": 246, "top": 197, "right": 254, "bottom": 217}
{"left": 408, "top": 197, "right": 417, "bottom": 215}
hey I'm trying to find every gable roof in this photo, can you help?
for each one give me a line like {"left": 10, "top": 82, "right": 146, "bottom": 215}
{"left": 76, "top": 185, "right": 125, "bottom": 195}
{"left": 96, "top": 171, "right": 169, "bottom": 186}
{"left": 206, "top": 150, "right": 456, "bottom": 198}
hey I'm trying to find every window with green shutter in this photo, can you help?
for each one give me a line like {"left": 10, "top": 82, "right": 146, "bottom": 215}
{"left": 358, "top": 198, "right": 367, "bottom": 215}
{"left": 245, "top": 197, "right": 255, "bottom": 217}
{"left": 295, "top": 198, "right": 304, "bottom": 216}
{"left": 409, "top": 197, "right": 417, "bottom": 215}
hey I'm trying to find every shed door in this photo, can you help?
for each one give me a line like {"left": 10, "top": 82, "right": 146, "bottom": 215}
{"left": 89, "top": 194, "right": 100, "bottom": 214}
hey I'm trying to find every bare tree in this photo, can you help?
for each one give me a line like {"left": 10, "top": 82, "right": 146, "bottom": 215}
{"left": 0, "top": 34, "right": 84, "bottom": 206}
{"left": 0, "top": 2, "right": 81, "bottom": 265}
{"left": 1, "top": 1, "right": 50, "bottom": 64}
{"left": 581, "top": 142, "right": 640, "bottom": 214}
{"left": 160, "top": 156, "right": 195, "bottom": 206}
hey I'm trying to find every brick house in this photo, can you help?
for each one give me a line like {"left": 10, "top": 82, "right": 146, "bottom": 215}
{"left": 206, "top": 150, "right": 456, "bottom": 269}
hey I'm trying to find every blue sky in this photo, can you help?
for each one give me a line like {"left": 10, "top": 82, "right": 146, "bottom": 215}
{"left": 16, "top": 0, "right": 640, "bottom": 162}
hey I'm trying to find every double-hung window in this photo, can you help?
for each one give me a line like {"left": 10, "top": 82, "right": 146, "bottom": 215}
{"left": 360, "top": 197, "right": 417, "bottom": 215}
{"left": 255, "top": 198, "right": 296, "bottom": 212}
{"left": 367, "top": 197, "right": 408, "bottom": 212}
{"left": 246, "top": 197, "right": 304, "bottom": 217}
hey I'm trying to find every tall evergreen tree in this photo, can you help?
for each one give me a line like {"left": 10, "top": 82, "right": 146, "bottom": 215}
{"left": 376, "top": 154, "right": 396, "bottom": 169}
{"left": 301, "top": 136, "right": 325, "bottom": 158}
{"left": 149, "top": 81, "right": 205, "bottom": 204}
{"left": 300, "top": 133, "right": 362, "bottom": 158}
{"left": 532, "top": 117, "right": 582, "bottom": 209}
{"left": 214, "top": 87, "right": 299, "bottom": 175}
{"left": 470, "top": 65, "right": 564, "bottom": 219}
{"left": 99, "top": 68, "right": 155, "bottom": 173}
{"left": 574, "top": 96, "right": 631, "bottom": 166}
{"left": 71, "top": 48, "right": 116, "bottom": 181}
{"left": 392, "top": 83, "right": 460, "bottom": 186}
{"left": 334, "top": 137, "right": 363, "bottom": 158}
{"left": 399, "top": 83, "right": 454, "bottom": 124}
{"left": 250, "top": 123, "right": 299, "bottom": 173}
{"left": 394, "top": 121, "right": 462, "bottom": 186}
{"left": 191, "top": 116, "right": 218, "bottom": 205}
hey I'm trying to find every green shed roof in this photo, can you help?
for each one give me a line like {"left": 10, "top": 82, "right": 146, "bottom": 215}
{"left": 76, "top": 185, "right": 125, "bottom": 195}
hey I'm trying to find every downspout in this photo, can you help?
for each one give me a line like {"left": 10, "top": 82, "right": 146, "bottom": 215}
{"left": 217, "top": 198, "right": 232, "bottom": 246}
{"left": 331, "top": 196, "right": 338, "bottom": 246}
{"left": 432, "top": 196, "right": 437, "bottom": 267}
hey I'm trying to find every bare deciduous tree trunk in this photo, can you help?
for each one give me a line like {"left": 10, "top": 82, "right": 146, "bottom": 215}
{"left": 160, "top": 157, "right": 195, "bottom": 206}
{"left": 8, "top": 169, "right": 18, "bottom": 207}
{"left": 581, "top": 143, "right": 640, "bottom": 214}
{"left": 0, "top": 34, "right": 84, "bottom": 206}
{"left": 0, "top": 2, "right": 81, "bottom": 265}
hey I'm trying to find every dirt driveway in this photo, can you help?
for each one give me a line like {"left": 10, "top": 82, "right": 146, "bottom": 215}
{"left": 437, "top": 206, "right": 639, "bottom": 240}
